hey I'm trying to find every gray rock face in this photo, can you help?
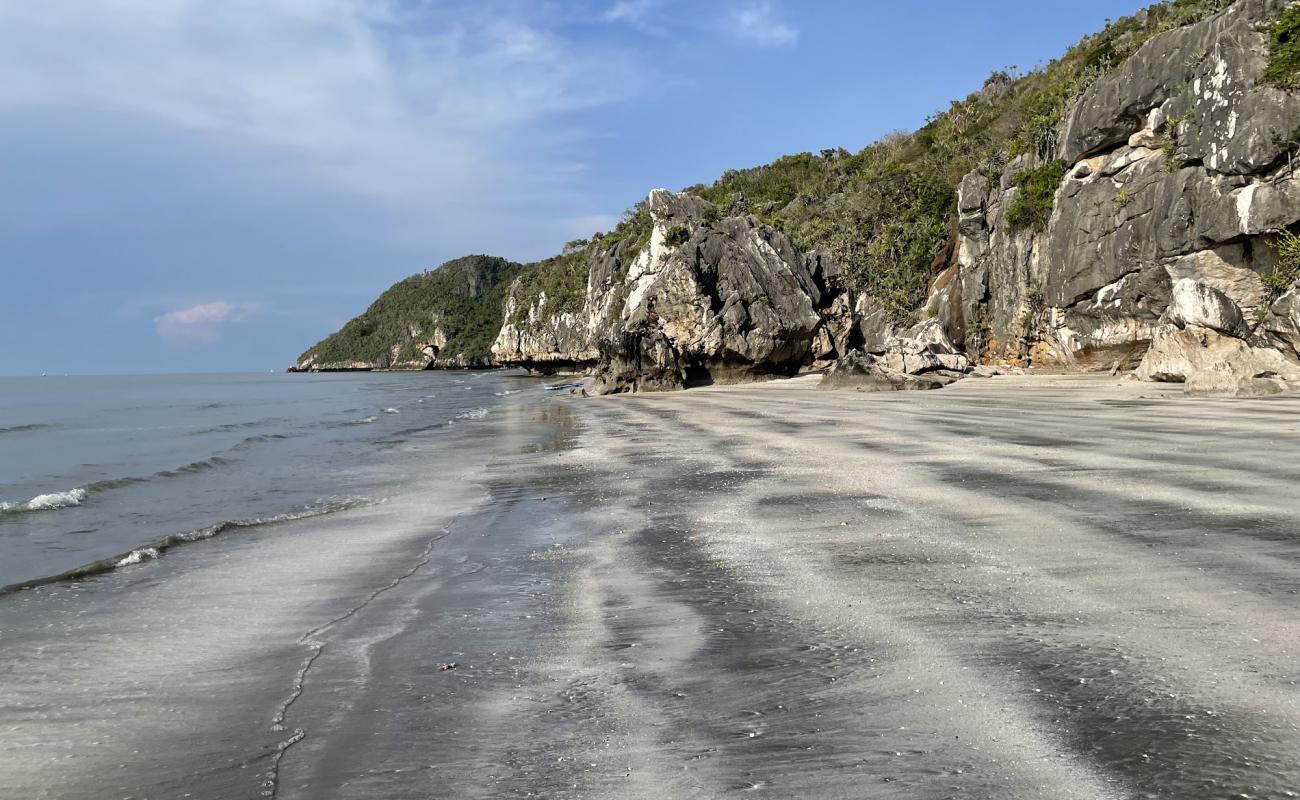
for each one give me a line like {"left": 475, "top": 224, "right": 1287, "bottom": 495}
{"left": 491, "top": 288, "right": 598, "bottom": 374}
{"left": 949, "top": 0, "right": 1300, "bottom": 392}
{"left": 322, "top": 1, "right": 1300, "bottom": 395}
{"left": 1061, "top": 0, "right": 1300, "bottom": 174}
{"left": 853, "top": 295, "right": 897, "bottom": 354}
{"left": 593, "top": 190, "right": 822, "bottom": 393}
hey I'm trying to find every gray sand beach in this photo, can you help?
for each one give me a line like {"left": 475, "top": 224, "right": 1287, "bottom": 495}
{"left": 3, "top": 374, "right": 1299, "bottom": 799}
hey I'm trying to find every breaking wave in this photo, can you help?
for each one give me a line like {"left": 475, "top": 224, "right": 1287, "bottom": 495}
{"left": 0, "top": 488, "right": 88, "bottom": 514}
{"left": 1, "top": 438, "right": 286, "bottom": 517}
{"left": 2, "top": 497, "right": 375, "bottom": 595}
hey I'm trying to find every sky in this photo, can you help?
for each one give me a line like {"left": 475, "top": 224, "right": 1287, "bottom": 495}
{"left": 0, "top": 0, "right": 1150, "bottom": 375}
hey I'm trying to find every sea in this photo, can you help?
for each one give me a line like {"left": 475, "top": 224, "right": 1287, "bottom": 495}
{"left": 0, "top": 371, "right": 536, "bottom": 591}
{"left": 0, "top": 369, "right": 590, "bottom": 799}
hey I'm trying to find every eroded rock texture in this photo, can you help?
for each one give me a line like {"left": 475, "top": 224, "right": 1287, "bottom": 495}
{"left": 951, "top": 0, "right": 1300, "bottom": 392}
{"left": 591, "top": 190, "right": 826, "bottom": 393}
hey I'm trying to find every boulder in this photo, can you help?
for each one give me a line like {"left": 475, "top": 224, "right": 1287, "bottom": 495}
{"left": 818, "top": 352, "right": 947, "bottom": 392}
{"left": 822, "top": 316, "right": 974, "bottom": 392}
{"left": 1164, "top": 249, "right": 1269, "bottom": 313}
{"left": 1166, "top": 278, "right": 1244, "bottom": 334}
{"left": 1134, "top": 323, "right": 1300, "bottom": 395}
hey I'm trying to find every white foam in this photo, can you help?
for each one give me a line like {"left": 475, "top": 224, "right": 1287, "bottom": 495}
{"left": 453, "top": 407, "right": 489, "bottom": 421}
{"left": 0, "top": 487, "right": 88, "bottom": 514}
{"left": 116, "top": 547, "right": 160, "bottom": 567}
{"left": 383, "top": 408, "right": 400, "bottom": 414}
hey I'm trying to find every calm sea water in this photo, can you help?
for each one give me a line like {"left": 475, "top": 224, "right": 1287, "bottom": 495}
{"left": 0, "top": 371, "right": 536, "bottom": 589}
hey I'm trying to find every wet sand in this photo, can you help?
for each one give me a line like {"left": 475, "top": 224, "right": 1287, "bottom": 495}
{"left": 522, "top": 374, "right": 1300, "bottom": 799}
{"left": 283, "top": 373, "right": 1300, "bottom": 798}
{"left": 3, "top": 375, "right": 1300, "bottom": 798}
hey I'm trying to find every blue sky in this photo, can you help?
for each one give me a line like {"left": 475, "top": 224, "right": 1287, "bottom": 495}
{"left": 0, "top": 0, "right": 1149, "bottom": 375}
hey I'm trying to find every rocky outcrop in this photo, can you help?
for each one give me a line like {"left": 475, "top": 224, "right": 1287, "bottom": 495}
{"left": 489, "top": 240, "right": 642, "bottom": 374}
{"left": 491, "top": 189, "right": 837, "bottom": 392}
{"left": 491, "top": 291, "right": 597, "bottom": 375}
{"left": 820, "top": 318, "right": 971, "bottom": 391}
{"left": 950, "top": 0, "right": 1300, "bottom": 392}
{"left": 592, "top": 190, "right": 824, "bottom": 393}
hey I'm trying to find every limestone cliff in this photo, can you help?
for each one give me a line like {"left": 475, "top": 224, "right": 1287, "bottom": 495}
{"left": 295, "top": 0, "right": 1300, "bottom": 396}
{"left": 949, "top": 0, "right": 1300, "bottom": 394}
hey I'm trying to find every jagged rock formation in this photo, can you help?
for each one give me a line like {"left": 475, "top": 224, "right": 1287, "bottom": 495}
{"left": 592, "top": 190, "right": 826, "bottom": 392}
{"left": 950, "top": 0, "right": 1300, "bottom": 394}
{"left": 490, "top": 189, "right": 841, "bottom": 391}
{"left": 293, "top": 255, "right": 521, "bottom": 371}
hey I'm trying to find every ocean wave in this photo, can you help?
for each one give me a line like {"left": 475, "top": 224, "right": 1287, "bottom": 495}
{"left": 191, "top": 420, "right": 265, "bottom": 435}
{"left": 383, "top": 407, "right": 400, "bottom": 414}
{"left": 453, "top": 407, "right": 489, "bottom": 421}
{"left": 2, "top": 448, "right": 251, "bottom": 517}
{"left": 0, "top": 422, "right": 53, "bottom": 436}
{"left": 0, "top": 488, "right": 88, "bottom": 514}
{"left": 1, "top": 497, "right": 374, "bottom": 595}
{"left": 84, "top": 476, "right": 149, "bottom": 493}
{"left": 232, "top": 433, "right": 290, "bottom": 449}
{"left": 155, "top": 455, "right": 229, "bottom": 477}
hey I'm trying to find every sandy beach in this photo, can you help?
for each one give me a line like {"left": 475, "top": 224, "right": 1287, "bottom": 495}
{"left": 529, "top": 374, "right": 1300, "bottom": 798}
{"left": 3, "top": 374, "right": 1299, "bottom": 799}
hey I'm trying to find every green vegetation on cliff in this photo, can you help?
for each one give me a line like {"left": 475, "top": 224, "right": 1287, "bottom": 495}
{"left": 506, "top": 249, "right": 591, "bottom": 326}
{"left": 677, "top": 0, "right": 1232, "bottom": 321}
{"left": 1005, "top": 161, "right": 1069, "bottom": 232}
{"left": 1263, "top": 3, "right": 1300, "bottom": 89}
{"left": 298, "top": 255, "right": 522, "bottom": 368}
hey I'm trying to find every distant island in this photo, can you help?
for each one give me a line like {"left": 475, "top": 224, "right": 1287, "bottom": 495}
{"left": 295, "top": 0, "right": 1300, "bottom": 396}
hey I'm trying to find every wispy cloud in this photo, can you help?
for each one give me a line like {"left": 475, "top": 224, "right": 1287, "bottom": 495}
{"left": 0, "top": 1, "right": 641, "bottom": 250}
{"left": 602, "top": 0, "right": 659, "bottom": 24}
{"left": 155, "top": 302, "right": 254, "bottom": 342}
{"left": 728, "top": 2, "right": 799, "bottom": 47}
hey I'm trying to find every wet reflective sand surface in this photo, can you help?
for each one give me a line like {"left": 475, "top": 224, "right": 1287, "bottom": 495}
{"left": 3, "top": 374, "right": 1299, "bottom": 798}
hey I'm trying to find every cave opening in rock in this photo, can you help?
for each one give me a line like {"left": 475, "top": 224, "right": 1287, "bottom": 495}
{"left": 684, "top": 362, "right": 714, "bottom": 388}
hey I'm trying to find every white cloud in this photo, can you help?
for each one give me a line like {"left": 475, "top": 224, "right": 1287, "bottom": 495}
{"left": 729, "top": 2, "right": 798, "bottom": 47}
{"left": 602, "top": 0, "right": 659, "bottom": 24}
{"left": 155, "top": 301, "right": 253, "bottom": 342}
{"left": 0, "top": 1, "right": 641, "bottom": 255}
